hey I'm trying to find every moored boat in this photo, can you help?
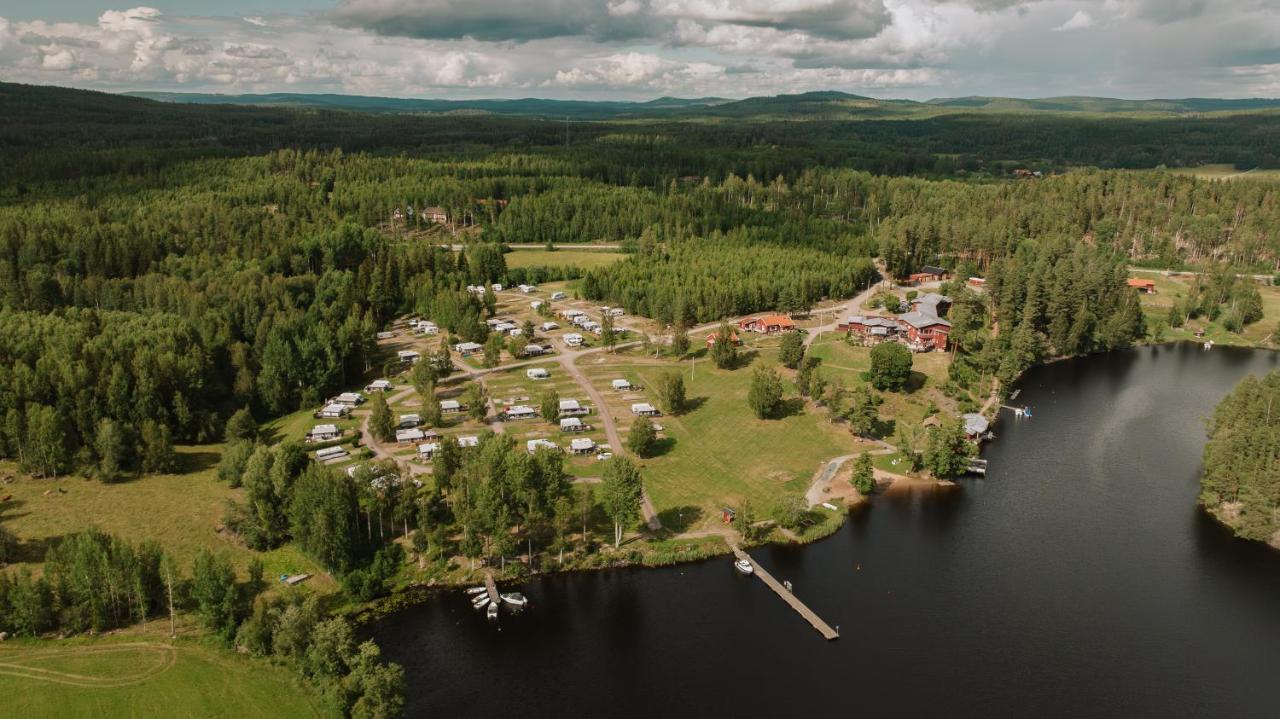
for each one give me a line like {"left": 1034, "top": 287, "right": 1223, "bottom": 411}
{"left": 465, "top": 586, "right": 487, "bottom": 595}
{"left": 486, "top": 602, "right": 500, "bottom": 620}
{"left": 500, "top": 592, "right": 528, "bottom": 609}
{"left": 472, "top": 595, "right": 490, "bottom": 610}
{"left": 734, "top": 559, "right": 754, "bottom": 575}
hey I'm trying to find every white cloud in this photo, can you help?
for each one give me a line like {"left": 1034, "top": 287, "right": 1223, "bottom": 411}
{"left": 1, "top": 1, "right": 1279, "bottom": 100}
{"left": 1053, "top": 10, "right": 1094, "bottom": 31}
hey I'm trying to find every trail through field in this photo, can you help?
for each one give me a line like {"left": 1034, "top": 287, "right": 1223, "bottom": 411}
{"left": 0, "top": 642, "right": 177, "bottom": 688}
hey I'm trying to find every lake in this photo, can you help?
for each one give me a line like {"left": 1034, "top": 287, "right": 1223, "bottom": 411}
{"left": 373, "top": 343, "right": 1280, "bottom": 718}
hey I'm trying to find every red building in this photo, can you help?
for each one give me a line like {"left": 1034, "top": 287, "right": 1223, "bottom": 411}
{"left": 738, "top": 314, "right": 797, "bottom": 334}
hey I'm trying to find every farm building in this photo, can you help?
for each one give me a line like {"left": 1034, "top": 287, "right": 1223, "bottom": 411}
{"left": 1127, "top": 278, "right": 1157, "bottom": 294}
{"left": 527, "top": 367, "right": 550, "bottom": 380}
{"left": 318, "top": 403, "right": 350, "bottom": 419}
{"left": 366, "top": 379, "right": 392, "bottom": 392}
{"left": 526, "top": 439, "right": 559, "bottom": 454}
{"left": 739, "top": 314, "right": 796, "bottom": 334}
{"left": 611, "top": 378, "right": 632, "bottom": 391}
{"left": 505, "top": 405, "right": 538, "bottom": 420}
{"left": 569, "top": 438, "right": 597, "bottom": 455}
{"left": 631, "top": 403, "right": 660, "bottom": 417}
{"left": 307, "top": 424, "right": 341, "bottom": 442}
{"left": 560, "top": 417, "right": 585, "bottom": 432}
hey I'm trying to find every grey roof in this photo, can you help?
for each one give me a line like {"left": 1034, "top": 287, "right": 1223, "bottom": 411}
{"left": 920, "top": 265, "right": 948, "bottom": 275}
{"left": 963, "top": 413, "right": 990, "bottom": 435}
{"left": 846, "top": 315, "right": 899, "bottom": 328}
{"left": 898, "top": 311, "right": 951, "bottom": 329}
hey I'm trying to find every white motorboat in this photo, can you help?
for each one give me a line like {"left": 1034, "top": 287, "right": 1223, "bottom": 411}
{"left": 500, "top": 592, "right": 528, "bottom": 609}
{"left": 472, "top": 595, "right": 490, "bottom": 610}
{"left": 734, "top": 559, "right": 754, "bottom": 575}
{"left": 465, "top": 586, "right": 487, "bottom": 595}
{"left": 486, "top": 602, "right": 500, "bottom": 620}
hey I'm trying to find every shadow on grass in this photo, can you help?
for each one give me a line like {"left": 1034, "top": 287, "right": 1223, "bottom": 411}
{"left": 655, "top": 505, "right": 704, "bottom": 534}
{"left": 775, "top": 398, "right": 808, "bottom": 419}
{"left": 176, "top": 450, "right": 220, "bottom": 474}
{"left": 904, "top": 370, "right": 930, "bottom": 393}
{"left": 647, "top": 436, "right": 677, "bottom": 457}
{"left": 678, "top": 396, "right": 708, "bottom": 413}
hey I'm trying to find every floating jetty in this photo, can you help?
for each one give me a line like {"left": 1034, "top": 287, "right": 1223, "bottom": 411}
{"left": 730, "top": 543, "right": 838, "bottom": 641}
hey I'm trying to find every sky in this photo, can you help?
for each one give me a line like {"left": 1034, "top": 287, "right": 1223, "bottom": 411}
{"left": 1, "top": 1, "right": 1279, "bottom": 101}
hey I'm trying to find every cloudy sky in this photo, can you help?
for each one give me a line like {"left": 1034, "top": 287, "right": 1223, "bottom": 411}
{"left": 1, "top": 1, "right": 1279, "bottom": 100}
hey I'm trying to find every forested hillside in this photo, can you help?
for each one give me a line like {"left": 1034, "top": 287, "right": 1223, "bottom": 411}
{"left": 1202, "top": 372, "right": 1280, "bottom": 546}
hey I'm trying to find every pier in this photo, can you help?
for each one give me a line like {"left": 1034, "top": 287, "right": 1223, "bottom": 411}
{"left": 730, "top": 544, "right": 839, "bottom": 641}
{"left": 484, "top": 570, "right": 500, "bottom": 605}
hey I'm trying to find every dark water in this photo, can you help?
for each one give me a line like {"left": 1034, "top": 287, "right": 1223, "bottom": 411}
{"left": 374, "top": 343, "right": 1280, "bottom": 718}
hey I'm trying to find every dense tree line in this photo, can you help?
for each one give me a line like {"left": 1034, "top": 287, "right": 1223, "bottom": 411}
{"left": 1201, "top": 372, "right": 1280, "bottom": 545}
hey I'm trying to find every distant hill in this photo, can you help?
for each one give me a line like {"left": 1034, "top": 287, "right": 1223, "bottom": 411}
{"left": 927, "top": 96, "right": 1280, "bottom": 114}
{"left": 127, "top": 91, "right": 730, "bottom": 120}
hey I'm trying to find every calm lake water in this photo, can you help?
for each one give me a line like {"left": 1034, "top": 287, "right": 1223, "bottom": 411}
{"left": 374, "top": 343, "right": 1280, "bottom": 718}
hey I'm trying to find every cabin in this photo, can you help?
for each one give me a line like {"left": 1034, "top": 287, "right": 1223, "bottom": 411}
{"left": 611, "top": 379, "right": 632, "bottom": 391}
{"left": 560, "top": 417, "right": 586, "bottom": 432}
{"left": 550, "top": 291, "right": 567, "bottom": 300}
{"left": 1127, "top": 278, "right": 1157, "bottom": 294}
{"left": 397, "top": 350, "right": 421, "bottom": 364}
{"left": 318, "top": 403, "right": 350, "bottom": 419}
{"left": 396, "top": 428, "right": 426, "bottom": 445}
{"left": 569, "top": 438, "right": 596, "bottom": 455}
{"left": 307, "top": 424, "right": 341, "bottom": 442}
{"left": 897, "top": 312, "right": 951, "bottom": 352}
{"left": 457, "top": 435, "right": 480, "bottom": 448}
{"left": 904, "top": 266, "right": 949, "bottom": 286}
{"left": 365, "top": 379, "right": 392, "bottom": 392}
{"left": 963, "top": 413, "right": 991, "bottom": 439}
{"left": 455, "top": 341, "right": 483, "bottom": 356}
{"left": 705, "top": 330, "right": 742, "bottom": 348}
{"left": 315, "top": 446, "right": 348, "bottom": 464}
{"left": 564, "top": 333, "right": 584, "bottom": 347}
{"left": 526, "top": 368, "right": 550, "bottom": 380}
{"left": 421, "top": 206, "right": 448, "bottom": 223}
{"left": 504, "top": 405, "right": 538, "bottom": 420}
{"left": 418, "top": 442, "right": 442, "bottom": 459}
{"left": 522, "top": 344, "right": 546, "bottom": 357}
{"left": 398, "top": 414, "right": 421, "bottom": 429}
{"left": 559, "top": 399, "right": 588, "bottom": 416}
{"left": 527, "top": 439, "right": 559, "bottom": 454}
{"left": 739, "top": 314, "right": 796, "bottom": 334}
{"left": 440, "top": 399, "right": 463, "bottom": 414}
{"left": 631, "top": 403, "right": 660, "bottom": 417}
{"left": 334, "top": 392, "right": 365, "bottom": 407}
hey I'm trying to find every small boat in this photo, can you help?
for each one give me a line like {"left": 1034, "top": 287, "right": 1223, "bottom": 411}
{"left": 465, "top": 586, "right": 487, "bottom": 595}
{"left": 472, "top": 595, "right": 490, "bottom": 610}
{"left": 734, "top": 559, "right": 754, "bottom": 575}
{"left": 486, "top": 602, "right": 500, "bottom": 621}
{"left": 500, "top": 592, "right": 528, "bottom": 609}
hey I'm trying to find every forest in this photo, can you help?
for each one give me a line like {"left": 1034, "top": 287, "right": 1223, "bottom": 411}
{"left": 1201, "top": 372, "right": 1280, "bottom": 545}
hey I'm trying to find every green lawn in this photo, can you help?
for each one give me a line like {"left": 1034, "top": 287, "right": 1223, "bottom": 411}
{"left": 0, "top": 634, "right": 321, "bottom": 718}
{"left": 580, "top": 349, "right": 859, "bottom": 530}
{"left": 0, "top": 448, "right": 333, "bottom": 591}
{"left": 504, "top": 248, "right": 627, "bottom": 270}
{"left": 1134, "top": 271, "right": 1280, "bottom": 347}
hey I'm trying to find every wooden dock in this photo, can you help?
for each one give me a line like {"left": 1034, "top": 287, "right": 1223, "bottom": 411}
{"left": 730, "top": 544, "right": 839, "bottom": 641}
{"left": 484, "top": 570, "right": 500, "bottom": 604}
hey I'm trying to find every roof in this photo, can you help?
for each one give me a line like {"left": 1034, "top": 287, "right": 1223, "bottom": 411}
{"left": 527, "top": 439, "right": 557, "bottom": 451}
{"left": 526, "top": 367, "right": 549, "bottom": 376}
{"left": 898, "top": 311, "right": 952, "bottom": 329}
{"left": 440, "top": 400, "right": 461, "bottom": 410}
{"left": 846, "top": 315, "right": 898, "bottom": 328}
{"left": 367, "top": 379, "right": 392, "bottom": 388}
{"left": 396, "top": 428, "right": 424, "bottom": 442}
{"left": 570, "top": 438, "right": 596, "bottom": 451}
{"left": 1127, "top": 278, "right": 1156, "bottom": 288}
{"left": 560, "top": 417, "right": 583, "bottom": 427}
{"left": 399, "top": 413, "right": 420, "bottom": 423}
{"left": 612, "top": 378, "right": 631, "bottom": 387}
{"left": 311, "top": 424, "right": 338, "bottom": 435}
{"left": 754, "top": 314, "right": 796, "bottom": 327}
{"left": 920, "top": 265, "right": 948, "bottom": 275}
{"left": 456, "top": 342, "right": 482, "bottom": 351}
{"left": 418, "top": 442, "right": 441, "bottom": 455}
{"left": 631, "top": 403, "right": 657, "bottom": 413}
{"left": 315, "top": 446, "right": 347, "bottom": 459}
{"left": 506, "top": 405, "right": 536, "bottom": 415}
{"left": 559, "top": 399, "right": 582, "bottom": 411}
{"left": 336, "top": 392, "right": 362, "bottom": 402}
{"left": 321, "top": 403, "right": 348, "bottom": 414}
{"left": 963, "top": 413, "right": 990, "bottom": 435}
{"left": 457, "top": 436, "right": 479, "bottom": 447}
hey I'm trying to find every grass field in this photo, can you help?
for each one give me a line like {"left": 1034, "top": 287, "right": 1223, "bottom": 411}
{"left": 1165, "top": 165, "right": 1280, "bottom": 181}
{"left": 0, "top": 633, "right": 321, "bottom": 718}
{"left": 578, "top": 347, "right": 858, "bottom": 530}
{"left": 0, "top": 448, "right": 333, "bottom": 591}
{"left": 1133, "top": 271, "right": 1280, "bottom": 347}
{"left": 504, "top": 249, "right": 628, "bottom": 270}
